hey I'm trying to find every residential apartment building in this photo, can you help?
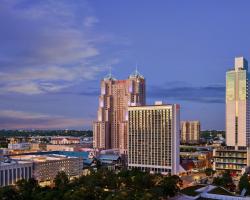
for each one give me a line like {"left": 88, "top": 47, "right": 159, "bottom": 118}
{"left": 181, "top": 121, "right": 200, "bottom": 144}
{"left": 93, "top": 70, "right": 146, "bottom": 153}
{"left": 128, "top": 102, "right": 180, "bottom": 175}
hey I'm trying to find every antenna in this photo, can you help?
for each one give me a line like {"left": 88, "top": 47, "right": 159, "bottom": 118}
{"left": 107, "top": 65, "right": 112, "bottom": 78}
{"left": 109, "top": 66, "right": 112, "bottom": 77}
{"left": 104, "top": 65, "right": 116, "bottom": 80}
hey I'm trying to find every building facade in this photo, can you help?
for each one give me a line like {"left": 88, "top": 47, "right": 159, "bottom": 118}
{"left": 46, "top": 144, "right": 75, "bottom": 151}
{"left": 8, "top": 143, "right": 31, "bottom": 150}
{"left": 213, "top": 147, "right": 249, "bottom": 171}
{"left": 0, "top": 159, "right": 33, "bottom": 187}
{"left": 226, "top": 57, "right": 250, "bottom": 147}
{"left": 127, "top": 102, "right": 180, "bottom": 175}
{"left": 51, "top": 137, "right": 84, "bottom": 145}
{"left": 213, "top": 57, "right": 250, "bottom": 173}
{"left": 181, "top": 121, "right": 200, "bottom": 144}
{"left": 93, "top": 70, "right": 146, "bottom": 153}
{"left": 11, "top": 154, "right": 83, "bottom": 185}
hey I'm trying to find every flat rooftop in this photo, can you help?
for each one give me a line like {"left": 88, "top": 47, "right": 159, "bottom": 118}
{"left": 0, "top": 159, "right": 32, "bottom": 167}
{"left": 11, "top": 154, "right": 78, "bottom": 163}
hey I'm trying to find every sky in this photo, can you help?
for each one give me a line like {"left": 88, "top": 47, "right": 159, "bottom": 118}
{"left": 0, "top": 0, "right": 250, "bottom": 130}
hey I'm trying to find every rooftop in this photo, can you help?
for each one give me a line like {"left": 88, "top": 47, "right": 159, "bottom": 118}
{"left": 103, "top": 69, "right": 117, "bottom": 81}
{"left": 11, "top": 154, "right": 78, "bottom": 163}
{"left": 0, "top": 158, "right": 32, "bottom": 166}
{"left": 129, "top": 68, "right": 144, "bottom": 79}
{"left": 128, "top": 102, "right": 179, "bottom": 109}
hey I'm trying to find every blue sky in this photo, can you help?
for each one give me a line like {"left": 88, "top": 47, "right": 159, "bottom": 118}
{"left": 0, "top": 0, "right": 250, "bottom": 130}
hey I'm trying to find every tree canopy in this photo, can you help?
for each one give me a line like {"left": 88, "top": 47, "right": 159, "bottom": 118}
{"left": 0, "top": 169, "right": 182, "bottom": 200}
{"left": 239, "top": 173, "right": 250, "bottom": 196}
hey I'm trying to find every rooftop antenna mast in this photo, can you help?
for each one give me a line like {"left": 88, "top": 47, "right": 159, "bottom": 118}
{"left": 107, "top": 65, "right": 112, "bottom": 78}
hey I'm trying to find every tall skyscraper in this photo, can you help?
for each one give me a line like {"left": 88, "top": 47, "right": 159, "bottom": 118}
{"left": 93, "top": 70, "right": 146, "bottom": 153}
{"left": 181, "top": 121, "right": 200, "bottom": 144}
{"left": 127, "top": 102, "right": 180, "bottom": 175}
{"left": 226, "top": 57, "right": 250, "bottom": 147}
{"left": 213, "top": 57, "right": 250, "bottom": 173}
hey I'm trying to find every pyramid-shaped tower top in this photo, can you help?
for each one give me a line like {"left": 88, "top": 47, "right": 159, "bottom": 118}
{"left": 103, "top": 67, "right": 117, "bottom": 81}
{"left": 129, "top": 65, "right": 144, "bottom": 79}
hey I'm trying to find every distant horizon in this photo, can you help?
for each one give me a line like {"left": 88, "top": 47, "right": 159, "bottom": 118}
{"left": 0, "top": 129, "right": 225, "bottom": 132}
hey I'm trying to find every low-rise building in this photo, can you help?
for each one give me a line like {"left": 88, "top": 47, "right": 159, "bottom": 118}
{"left": 30, "top": 143, "right": 47, "bottom": 151}
{"left": 213, "top": 147, "right": 249, "bottom": 174}
{"left": 0, "top": 150, "right": 3, "bottom": 161}
{"left": 0, "top": 158, "right": 33, "bottom": 187}
{"left": 51, "top": 137, "right": 84, "bottom": 145}
{"left": 11, "top": 154, "right": 83, "bottom": 184}
{"left": 8, "top": 143, "right": 31, "bottom": 150}
{"left": 46, "top": 144, "right": 75, "bottom": 151}
{"left": 180, "top": 146, "right": 213, "bottom": 172}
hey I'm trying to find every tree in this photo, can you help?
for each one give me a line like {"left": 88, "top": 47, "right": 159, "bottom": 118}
{"left": 239, "top": 173, "right": 250, "bottom": 195}
{"left": 0, "top": 169, "right": 186, "bottom": 199}
{"left": 161, "top": 175, "right": 182, "bottom": 197}
{"left": 213, "top": 176, "right": 223, "bottom": 186}
{"left": 54, "top": 171, "right": 69, "bottom": 190}
{"left": 132, "top": 172, "right": 153, "bottom": 189}
{"left": 0, "top": 186, "right": 20, "bottom": 200}
{"left": 63, "top": 188, "right": 96, "bottom": 200}
{"left": 16, "top": 178, "right": 40, "bottom": 200}
{"left": 205, "top": 168, "right": 215, "bottom": 177}
{"left": 213, "top": 171, "right": 235, "bottom": 191}
{"left": 222, "top": 171, "right": 235, "bottom": 191}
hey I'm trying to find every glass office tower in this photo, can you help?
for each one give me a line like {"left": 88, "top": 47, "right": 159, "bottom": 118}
{"left": 226, "top": 57, "right": 249, "bottom": 147}
{"left": 213, "top": 57, "right": 250, "bottom": 173}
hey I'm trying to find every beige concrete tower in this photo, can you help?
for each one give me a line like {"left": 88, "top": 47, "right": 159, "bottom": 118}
{"left": 128, "top": 102, "right": 180, "bottom": 175}
{"left": 181, "top": 121, "right": 200, "bottom": 144}
{"left": 93, "top": 69, "right": 146, "bottom": 153}
{"left": 226, "top": 57, "right": 249, "bottom": 148}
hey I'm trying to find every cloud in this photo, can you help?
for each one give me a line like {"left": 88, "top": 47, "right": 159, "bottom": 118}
{"left": 0, "top": 65, "right": 106, "bottom": 95}
{"left": 0, "top": 1, "right": 112, "bottom": 95}
{"left": 84, "top": 16, "right": 99, "bottom": 27}
{"left": 148, "top": 83, "right": 225, "bottom": 103}
{"left": 0, "top": 1, "right": 99, "bottom": 67}
{"left": 0, "top": 110, "right": 91, "bottom": 129}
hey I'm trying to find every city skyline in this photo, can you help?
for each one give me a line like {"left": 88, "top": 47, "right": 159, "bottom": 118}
{"left": 1, "top": 1, "right": 250, "bottom": 130}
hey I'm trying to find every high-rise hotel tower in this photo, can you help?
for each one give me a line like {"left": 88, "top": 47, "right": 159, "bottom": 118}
{"left": 226, "top": 57, "right": 250, "bottom": 147}
{"left": 128, "top": 102, "right": 180, "bottom": 175}
{"left": 93, "top": 70, "right": 145, "bottom": 153}
{"left": 213, "top": 57, "right": 250, "bottom": 172}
